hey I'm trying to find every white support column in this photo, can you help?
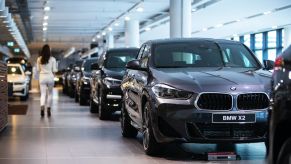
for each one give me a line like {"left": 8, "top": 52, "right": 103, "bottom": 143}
{"left": 125, "top": 19, "right": 140, "bottom": 47}
{"left": 170, "top": 0, "right": 192, "bottom": 38}
{"left": 284, "top": 26, "right": 291, "bottom": 50}
{"left": 106, "top": 32, "right": 114, "bottom": 49}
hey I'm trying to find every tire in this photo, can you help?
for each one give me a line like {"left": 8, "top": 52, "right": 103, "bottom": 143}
{"left": 79, "top": 94, "right": 87, "bottom": 105}
{"left": 20, "top": 94, "right": 28, "bottom": 101}
{"left": 277, "top": 138, "right": 291, "bottom": 164}
{"left": 90, "top": 97, "right": 98, "bottom": 113}
{"left": 121, "top": 102, "right": 138, "bottom": 138}
{"left": 143, "top": 101, "right": 163, "bottom": 156}
{"left": 98, "top": 92, "right": 110, "bottom": 120}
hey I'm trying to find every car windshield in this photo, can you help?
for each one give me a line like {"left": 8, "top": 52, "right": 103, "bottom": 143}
{"left": 104, "top": 51, "right": 137, "bottom": 68}
{"left": 83, "top": 59, "right": 96, "bottom": 72}
{"left": 8, "top": 66, "right": 22, "bottom": 75}
{"left": 154, "top": 41, "right": 260, "bottom": 69}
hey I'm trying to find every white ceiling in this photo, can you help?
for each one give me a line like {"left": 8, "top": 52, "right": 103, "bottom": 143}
{"left": 27, "top": 0, "right": 169, "bottom": 51}
{"left": 139, "top": 0, "right": 291, "bottom": 43}
{"left": 24, "top": 0, "right": 291, "bottom": 53}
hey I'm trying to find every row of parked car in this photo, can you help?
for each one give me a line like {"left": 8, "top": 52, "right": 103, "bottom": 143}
{"left": 61, "top": 38, "right": 290, "bottom": 164}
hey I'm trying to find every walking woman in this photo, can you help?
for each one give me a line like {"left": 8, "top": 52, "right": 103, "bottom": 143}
{"left": 37, "top": 44, "right": 57, "bottom": 117}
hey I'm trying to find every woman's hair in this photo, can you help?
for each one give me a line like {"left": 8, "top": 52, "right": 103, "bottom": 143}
{"left": 40, "top": 44, "right": 51, "bottom": 65}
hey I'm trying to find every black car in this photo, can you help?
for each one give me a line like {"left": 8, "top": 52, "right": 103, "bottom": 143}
{"left": 90, "top": 48, "right": 139, "bottom": 120}
{"left": 121, "top": 38, "right": 273, "bottom": 155}
{"left": 269, "top": 45, "right": 291, "bottom": 164}
{"left": 62, "top": 66, "right": 72, "bottom": 94}
{"left": 67, "top": 60, "right": 83, "bottom": 98}
{"left": 75, "top": 58, "right": 97, "bottom": 105}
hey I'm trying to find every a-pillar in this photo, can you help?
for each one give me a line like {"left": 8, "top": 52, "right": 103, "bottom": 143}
{"left": 125, "top": 19, "right": 140, "bottom": 47}
{"left": 170, "top": 0, "right": 192, "bottom": 38}
{"left": 106, "top": 32, "right": 114, "bottom": 49}
{"left": 284, "top": 26, "right": 291, "bottom": 50}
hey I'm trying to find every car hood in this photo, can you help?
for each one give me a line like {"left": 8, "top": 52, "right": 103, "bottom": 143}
{"left": 8, "top": 74, "right": 26, "bottom": 83}
{"left": 152, "top": 67, "right": 272, "bottom": 93}
{"left": 103, "top": 68, "right": 125, "bottom": 80}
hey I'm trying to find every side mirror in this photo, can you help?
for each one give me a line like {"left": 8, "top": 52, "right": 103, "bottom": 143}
{"left": 25, "top": 71, "right": 31, "bottom": 75}
{"left": 126, "top": 60, "right": 143, "bottom": 70}
{"left": 74, "top": 66, "right": 81, "bottom": 72}
{"left": 263, "top": 60, "right": 274, "bottom": 70}
{"left": 91, "top": 63, "right": 100, "bottom": 70}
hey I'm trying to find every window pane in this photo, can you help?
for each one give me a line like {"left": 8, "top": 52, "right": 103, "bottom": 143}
{"left": 268, "top": 31, "right": 276, "bottom": 48}
{"left": 254, "top": 50, "right": 263, "bottom": 64}
{"left": 233, "top": 36, "right": 240, "bottom": 41}
{"left": 255, "top": 33, "right": 263, "bottom": 49}
{"left": 282, "top": 29, "right": 285, "bottom": 49}
{"left": 244, "top": 35, "right": 250, "bottom": 48}
{"left": 268, "top": 49, "right": 276, "bottom": 61}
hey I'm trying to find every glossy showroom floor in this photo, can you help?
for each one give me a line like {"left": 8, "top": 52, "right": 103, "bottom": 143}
{"left": 0, "top": 88, "right": 267, "bottom": 164}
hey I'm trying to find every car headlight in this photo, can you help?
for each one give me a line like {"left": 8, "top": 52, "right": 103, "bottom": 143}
{"left": 82, "top": 77, "right": 90, "bottom": 85}
{"left": 152, "top": 84, "right": 193, "bottom": 99}
{"left": 54, "top": 77, "right": 60, "bottom": 82}
{"left": 103, "top": 77, "right": 121, "bottom": 88}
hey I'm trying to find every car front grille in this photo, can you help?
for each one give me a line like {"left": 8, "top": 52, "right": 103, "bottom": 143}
{"left": 237, "top": 93, "right": 269, "bottom": 110}
{"left": 196, "top": 93, "right": 232, "bottom": 110}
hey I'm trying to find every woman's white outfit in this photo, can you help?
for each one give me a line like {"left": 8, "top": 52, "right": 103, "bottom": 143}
{"left": 36, "top": 57, "right": 57, "bottom": 108}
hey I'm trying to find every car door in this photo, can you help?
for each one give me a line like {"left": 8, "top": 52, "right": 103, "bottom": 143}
{"left": 134, "top": 44, "right": 151, "bottom": 126}
{"left": 92, "top": 54, "right": 104, "bottom": 103}
{"left": 125, "top": 45, "right": 145, "bottom": 125}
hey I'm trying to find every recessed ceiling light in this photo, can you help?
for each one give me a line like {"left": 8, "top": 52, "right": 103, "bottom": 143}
{"left": 114, "top": 22, "right": 119, "bottom": 26}
{"left": 97, "top": 35, "right": 101, "bottom": 38}
{"left": 43, "top": 22, "right": 48, "bottom": 26}
{"left": 43, "top": 27, "right": 47, "bottom": 31}
{"left": 215, "top": 24, "right": 223, "bottom": 28}
{"left": 108, "top": 27, "right": 113, "bottom": 31}
{"left": 44, "top": 15, "right": 49, "bottom": 20}
{"left": 136, "top": 7, "right": 144, "bottom": 12}
{"left": 44, "top": 6, "right": 50, "bottom": 11}
{"left": 125, "top": 16, "right": 130, "bottom": 21}
{"left": 202, "top": 28, "right": 208, "bottom": 31}
{"left": 263, "top": 11, "right": 272, "bottom": 15}
{"left": 102, "top": 32, "right": 106, "bottom": 36}
{"left": 145, "top": 27, "right": 151, "bottom": 31}
{"left": 92, "top": 38, "right": 96, "bottom": 42}
{"left": 192, "top": 8, "right": 197, "bottom": 12}
{"left": 236, "top": 19, "right": 241, "bottom": 22}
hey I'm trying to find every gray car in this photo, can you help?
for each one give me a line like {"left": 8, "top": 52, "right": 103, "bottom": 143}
{"left": 120, "top": 38, "right": 273, "bottom": 156}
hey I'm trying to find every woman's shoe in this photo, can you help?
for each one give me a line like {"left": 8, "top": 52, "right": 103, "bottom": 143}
{"left": 47, "top": 107, "right": 51, "bottom": 117}
{"left": 41, "top": 106, "right": 45, "bottom": 117}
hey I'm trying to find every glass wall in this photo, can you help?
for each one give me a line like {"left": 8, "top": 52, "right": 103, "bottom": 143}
{"left": 231, "top": 28, "right": 284, "bottom": 63}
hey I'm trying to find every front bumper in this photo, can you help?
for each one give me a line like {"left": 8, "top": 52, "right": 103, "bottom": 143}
{"left": 103, "top": 85, "right": 122, "bottom": 110}
{"left": 80, "top": 83, "right": 91, "bottom": 99}
{"left": 149, "top": 96, "right": 268, "bottom": 144}
{"left": 12, "top": 83, "right": 27, "bottom": 96}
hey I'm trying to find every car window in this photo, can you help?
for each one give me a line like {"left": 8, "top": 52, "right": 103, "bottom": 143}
{"left": 140, "top": 45, "right": 151, "bottom": 68}
{"left": 154, "top": 42, "right": 223, "bottom": 68}
{"left": 137, "top": 45, "right": 145, "bottom": 60}
{"left": 8, "top": 66, "right": 22, "bottom": 75}
{"left": 104, "top": 51, "right": 138, "bottom": 68}
{"left": 153, "top": 42, "right": 260, "bottom": 68}
{"left": 220, "top": 44, "right": 259, "bottom": 68}
{"left": 82, "top": 59, "right": 96, "bottom": 72}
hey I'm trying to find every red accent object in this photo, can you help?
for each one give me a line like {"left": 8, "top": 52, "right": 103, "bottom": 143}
{"left": 274, "top": 56, "right": 284, "bottom": 67}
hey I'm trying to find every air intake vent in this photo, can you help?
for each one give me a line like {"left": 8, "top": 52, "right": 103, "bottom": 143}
{"left": 237, "top": 93, "right": 269, "bottom": 110}
{"left": 197, "top": 93, "right": 232, "bottom": 110}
